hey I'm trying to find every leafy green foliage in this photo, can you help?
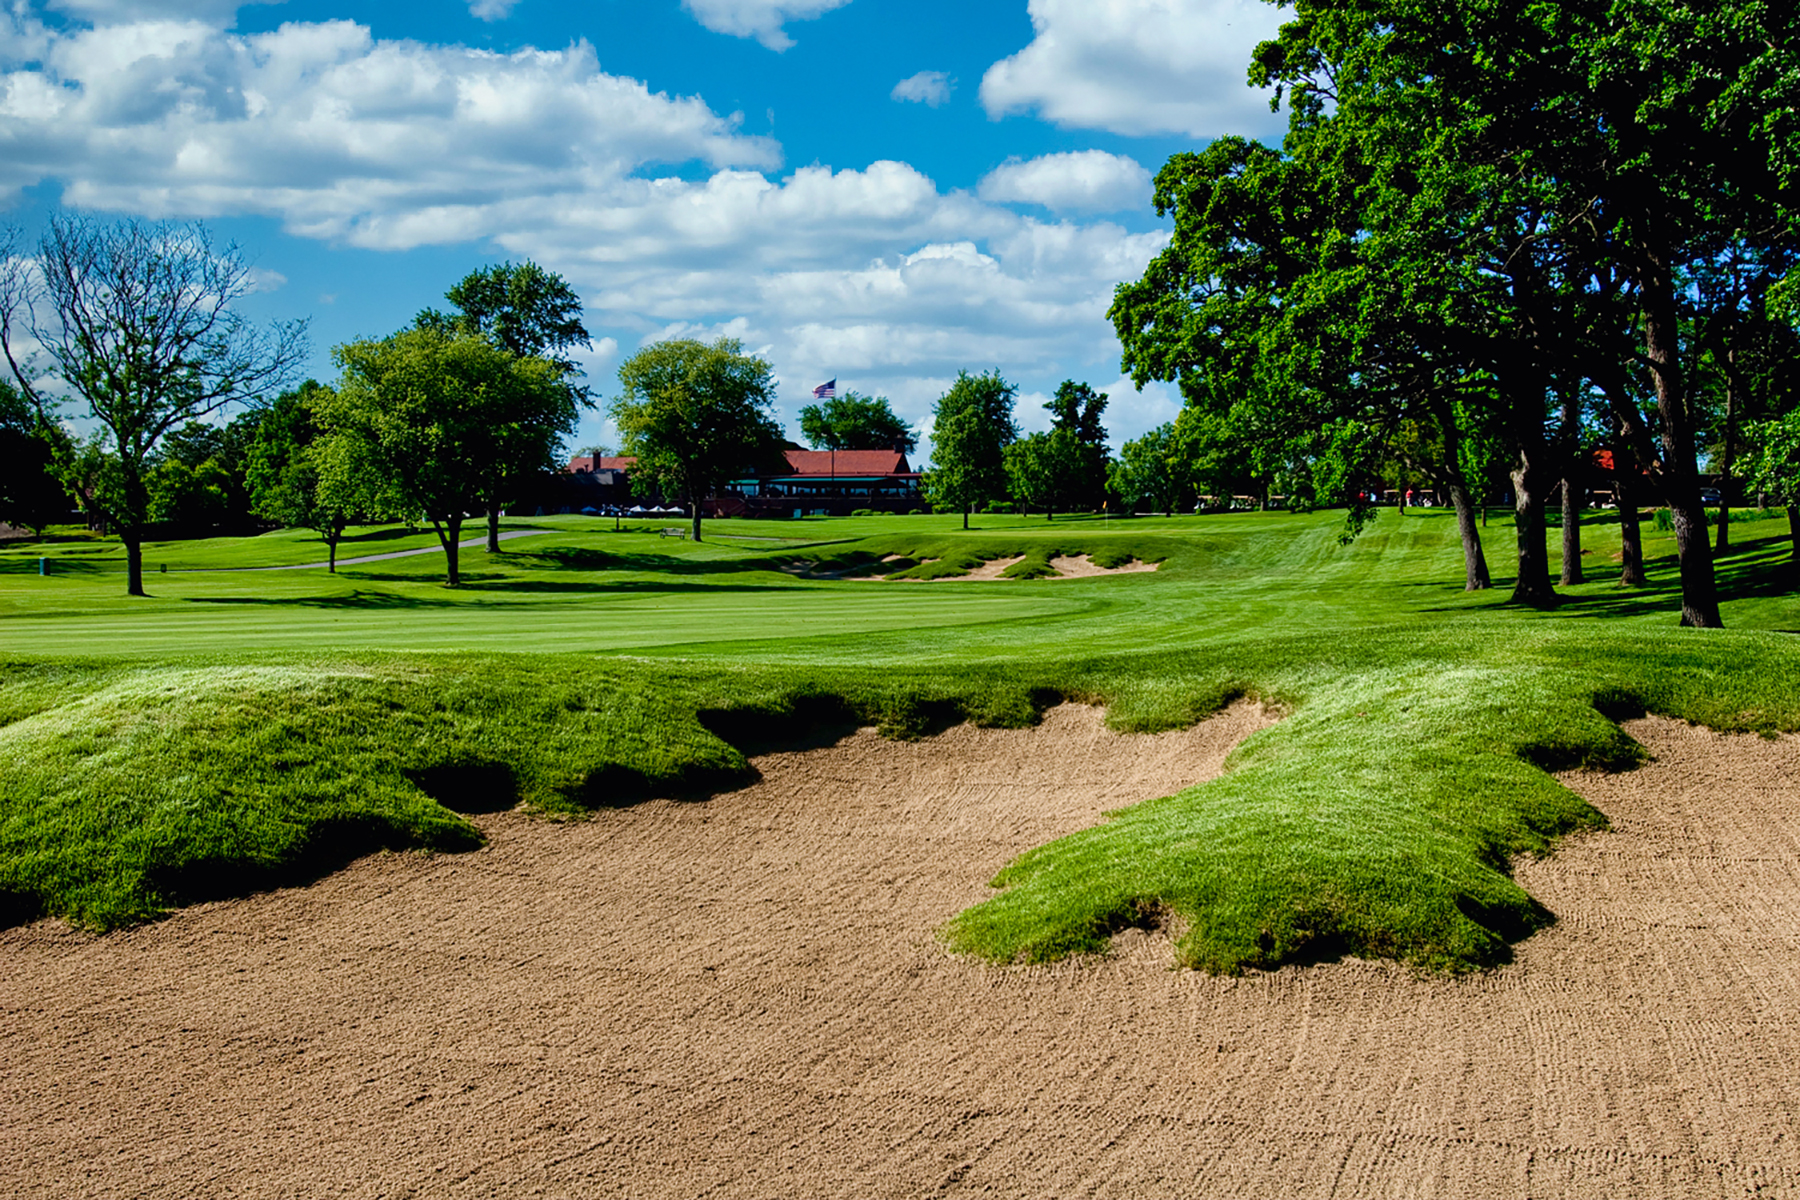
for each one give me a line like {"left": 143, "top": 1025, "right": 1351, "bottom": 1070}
{"left": 247, "top": 382, "right": 404, "bottom": 570}
{"left": 319, "top": 329, "right": 571, "bottom": 584}
{"left": 417, "top": 260, "right": 591, "bottom": 372}
{"left": 921, "top": 371, "right": 1018, "bottom": 526}
{"left": 610, "top": 337, "right": 783, "bottom": 542}
{"left": 0, "top": 380, "right": 71, "bottom": 537}
{"left": 798, "top": 391, "right": 917, "bottom": 453}
{"left": 1109, "top": 423, "right": 1189, "bottom": 516}
{"left": 1004, "top": 429, "right": 1085, "bottom": 520}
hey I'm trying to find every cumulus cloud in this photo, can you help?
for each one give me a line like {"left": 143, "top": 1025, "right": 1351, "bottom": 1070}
{"left": 980, "top": 0, "right": 1286, "bottom": 138}
{"left": 0, "top": 19, "right": 778, "bottom": 242}
{"left": 890, "top": 70, "right": 951, "bottom": 107}
{"left": 468, "top": 0, "right": 519, "bottom": 21}
{"left": 978, "top": 150, "right": 1151, "bottom": 215}
{"left": 681, "top": 0, "right": 854, "bottom": 51}
{"left": 5, "top": 7, "right": 1179, "bottom": 448}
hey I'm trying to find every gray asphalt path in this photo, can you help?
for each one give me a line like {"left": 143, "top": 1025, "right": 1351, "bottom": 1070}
{"left": 209, "top": 529, "right": 548, "bottom": 572}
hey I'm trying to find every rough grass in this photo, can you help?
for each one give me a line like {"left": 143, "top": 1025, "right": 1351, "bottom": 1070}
{"left": 2, "top": 506, "right": 1798, "bottom": 971}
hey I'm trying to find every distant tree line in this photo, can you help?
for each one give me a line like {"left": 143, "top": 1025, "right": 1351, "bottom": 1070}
{"left": 0, "top": 215, "right": 588, "bottom": 590}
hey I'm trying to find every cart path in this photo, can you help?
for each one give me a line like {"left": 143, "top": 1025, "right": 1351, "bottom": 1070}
{"left": 4, "top": 708, "right": 1799, "bottom": 1198}
{"left": 205, "top": 528, "right": 548, "bottom": 572}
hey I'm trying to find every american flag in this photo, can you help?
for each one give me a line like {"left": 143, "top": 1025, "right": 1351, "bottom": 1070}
{"left": 812, "top": 379, "right": 837, "bottom": 399}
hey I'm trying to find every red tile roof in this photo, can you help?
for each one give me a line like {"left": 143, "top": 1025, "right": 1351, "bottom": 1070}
{"left": 782, "top": 449, "right": 911, "bottom": 476}
{"left": 568, "top": 455, "right": 636, "bottom": 473}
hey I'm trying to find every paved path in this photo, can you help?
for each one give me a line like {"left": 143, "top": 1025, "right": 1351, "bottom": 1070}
{"left": 204, "top": 529, "right": 548, "bottom": 572}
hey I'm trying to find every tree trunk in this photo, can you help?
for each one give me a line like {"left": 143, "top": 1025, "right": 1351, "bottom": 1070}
{"left": 1560, "top": 481, "right": 1584, "bottom": 585}
{"left": 1615, "top": 467, "right": 1647, "bottom": 587}
{"left": 1431, "top": 399, "right": 1489, "bottom": 590}
{"left": 434, "top": 517, "right": 463, "bottom": 586}
{"left": 1641, "top": 260, "right": 1722, "bottom": 626}
{"left": 690, "top": 492, "right": 703, "bottom": 543}
{"left": 487, "top": 506, "right": 502, "bottom": 553}
{"left": 1447, "top": 481, "right": 1491, "bottom": 591}
{"left": 963, "top": 503, "right": 970, "bottom": 531}
{"left": 327, "top": 529, "right": 339, "bottom": 574}
{"left": 1789, "top": 505, "right": 1800, "bottom": 567}
{"left": 1510, "top": 446, "right": 1559, "bottom": 607}
{"left": 1560, "top": 390, "right": 1584, "bottom": 585}
{"left": 124, "top": 532, "right": 145, "bottom": 597}
{"left": 1715, "top": 346, "right": 1751, "bottom": 554}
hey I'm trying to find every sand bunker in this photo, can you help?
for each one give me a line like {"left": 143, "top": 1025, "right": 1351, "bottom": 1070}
{"left": 850, "top": 552, "right": 1158, "bottom": 581}
{"left": 1047, "top": 553, "right": 1158, "bottom": 578}
{"left": 5, "top": 710, "right": 1800, "bottom": 1198}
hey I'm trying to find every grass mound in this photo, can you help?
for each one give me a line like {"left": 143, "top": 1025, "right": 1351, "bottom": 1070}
{"left": 3, "top": 507, "right": 1799, "bottom": 971}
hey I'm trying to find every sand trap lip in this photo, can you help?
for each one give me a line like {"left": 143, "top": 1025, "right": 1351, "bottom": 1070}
{"left": 7, "top": 710, "right": 1800, "bottom": 1198}
{"left": 845, "top": 552, "right": 1159, "bottom": 581}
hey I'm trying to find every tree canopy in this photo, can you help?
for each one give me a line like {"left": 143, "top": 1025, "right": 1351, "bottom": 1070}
{"left": 0, "top": 379, "right": 70, "bottom": 538}
{"left": 922, "top": 371, "right": 1018, "bottom": 529}
{"left": 1111, "top": 0, "right": 1800, "bottom": 623}
{"left": 609, "top": 337, "right": 783, "bottom": 542}
{"left": 798, "top": 391, "right": 917, "bottom": 454}
{"left": 417, "top": 260, "right": 591, "bottom": 370}
{"left": 317, "top": 327, "right": 568, "bottom": 585}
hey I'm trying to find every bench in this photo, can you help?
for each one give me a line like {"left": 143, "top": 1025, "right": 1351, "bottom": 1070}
{"left": 659, "top": 527, "right": 689, "bottom": 540}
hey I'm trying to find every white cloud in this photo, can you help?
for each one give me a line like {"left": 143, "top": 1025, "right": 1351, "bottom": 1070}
{"left": 978, "top": 150, "right": 1151, "bottom": 215}
{"left": 468, "top": 0, "right": 518, "bottom": 21}
{"left": 890, "top": 70, "right": 951, "bottom": 107}
{"left": 980, "top": 0, "right": 1286, "bottom": 138}
{"left": 244, "top": 265, "right": 286, "bottom": 292}
{"left": 8, "top": 8, "right": 1181, "bottom": 450}
{"left": 0, "top": 19, "right": 778, "bottom": 241}
{"left": 680, "top": 0, "right": 853, "bottom": 52}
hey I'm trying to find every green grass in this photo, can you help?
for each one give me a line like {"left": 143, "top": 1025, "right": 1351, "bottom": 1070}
{"left": 2, "top": 505, "right": 1797, "bottom": 972}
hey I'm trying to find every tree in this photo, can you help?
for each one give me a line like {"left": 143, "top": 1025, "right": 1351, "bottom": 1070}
{"left": 922, "top": 371, "right": 1018, "bottom": 529}
{"left": 1743, "top": 411, "right": 1800, "bottom": 568}
{"left": 609, "top": 337, "right": 783, "bottom": 543}
{"left": 1044, "top": 380, "right": 1111, "bottom": 512}
{"left": 418, "top": 260, "right": 592, "bottom": 551}
{"left": 317, "top": 328, "right": 568, "bottom": 585}
{"left": 798, "top": 391, "right": 917, "bottom": 454}
{"left": 0, "top": 379, "right": 71, "bottom": 538}
{"left": 1005, "top": 428, "right": 1086, "bottom": 520}
{"left": 248, "top": 381, "right": 398, "bottom": 572}
{"left": 1109, "top": 424, "right": 1189, "bottom": 517}
{"left": 417, "top": 260, "right": 591, "bottom": 369}
{"left": 145, "top": 410, "right": 266, "bottom": 534}
{"left": 0, "top": 216, "right": 306, "bottom": 595}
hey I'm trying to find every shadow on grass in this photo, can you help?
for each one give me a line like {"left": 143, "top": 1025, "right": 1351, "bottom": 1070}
{"left": 1409, "top": 534, "right": 1797, "bottom": 622}
{"left": 141, "top": 812, "right": 483, "bottom": 912}
{"left": 185, "top": 590, "right": 471, "bottom": 609}
{"left": 406, "top": 762, "right": 521, "bottom": 814}
{"left": 563, "top": 689, "right": 1010, "bottom": 812}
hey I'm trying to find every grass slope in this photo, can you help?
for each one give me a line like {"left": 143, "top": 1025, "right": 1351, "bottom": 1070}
{"left": 3, "top": 506, "right": 1798, "bottom": 972}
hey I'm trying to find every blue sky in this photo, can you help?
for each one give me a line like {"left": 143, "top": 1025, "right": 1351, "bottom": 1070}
{"left": 1, "top": 0, "right": 1290, "bottom": 456}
